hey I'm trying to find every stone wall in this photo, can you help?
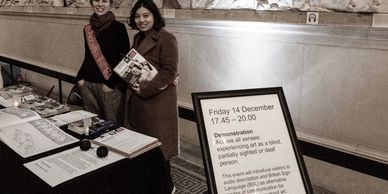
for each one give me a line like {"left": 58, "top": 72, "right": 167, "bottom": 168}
{"left": 1, "top": 0, "right": 388, "bottom": 13}
{"left": 181, "top": 0, "right": 384, "bottom": 12}
{"left": 177, "top": 0, "right": 384, "bottom": 12}
{"left": 0, "top": 3, "right": 387, "bottom": 193}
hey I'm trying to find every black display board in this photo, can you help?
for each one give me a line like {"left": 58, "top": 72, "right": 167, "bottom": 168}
{"left": 192, "top": 87, "right": 313, "bottom": 194}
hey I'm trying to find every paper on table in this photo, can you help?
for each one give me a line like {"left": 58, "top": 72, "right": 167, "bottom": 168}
{"left": 0, "top": 107, "right": 41, "bottom": 128}
{"left": 48, "top": 110, "right": 97, "bottom": 127}
{"left": 24, "top": 142, "right": 125, "bottom": 187}
{"left": 0, "top": 118, "right": 77, "bottom": 158}
{"left": 0, "top": 95, "right": 13, "bottom": 107}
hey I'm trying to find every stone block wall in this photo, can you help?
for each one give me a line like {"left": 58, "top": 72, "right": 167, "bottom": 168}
{"left": 1, "top": 0, "right": 388, "bottom": 13}
{"left": 0, "top": 3, "right": 387, "bottom": 193}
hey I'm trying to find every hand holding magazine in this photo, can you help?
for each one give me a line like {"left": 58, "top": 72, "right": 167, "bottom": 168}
{"left": 114, "top": 49, "right": 158, "bottom": 87}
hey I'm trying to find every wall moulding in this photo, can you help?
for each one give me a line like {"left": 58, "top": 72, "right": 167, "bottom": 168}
{"left": 297, "top": 128, "right": 388, "bottom": 165}
{"left": 166, "top": 19, "right": 388, "bottom": 50}
{"left": 0, "top": 6, "right": 378, "bottom": 27}
{"left": 0, "top": 7, "right": 131, "bottom": 22}
{"left": 176, "top": 0, "right": 387, "bottom": 13}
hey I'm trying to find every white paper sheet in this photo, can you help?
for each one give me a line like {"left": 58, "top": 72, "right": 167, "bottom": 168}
{"left": 48, "top": 110, "right": 97, "bottom": 127}
{"left": 0, "top": 118, "right": 77, "bottom": 158}
{"left": 24, "top": 143, "right": 125, "bottom": 187}
{"left": 0, "top": 107, "right": 41, "bottom": 128}
{"left": 0, "top": 95, "right": 13, "bottom": 107}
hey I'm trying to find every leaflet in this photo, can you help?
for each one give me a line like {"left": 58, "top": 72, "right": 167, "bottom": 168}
{"left": 24, "top": 143, "right": 125, "bottom": 187}
{"left": 0, "top": 118, "right": 77, "bottom": 158}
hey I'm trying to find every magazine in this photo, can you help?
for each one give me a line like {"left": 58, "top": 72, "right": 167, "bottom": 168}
{"left": 0, "top": 107, "right": 78, "bottom": 158}
{"left": 92, "top": 127, "right": 161, "bottom": 159}
{"left": 114, "top": 48, "right": 158, "bottom": 87}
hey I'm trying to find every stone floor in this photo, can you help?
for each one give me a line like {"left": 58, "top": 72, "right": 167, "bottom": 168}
{"left": 171, "top": 140, "right": 335, "bottom": 194}
{"left": 170, "top": 140, "right": 207, "bottom": 194}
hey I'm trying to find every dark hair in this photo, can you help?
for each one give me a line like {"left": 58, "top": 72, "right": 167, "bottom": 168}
{"left": 127, "top": 0, "right": 165, "bottom": 31}
{"left": 89, "top": 0, "right": 113, "bottom": 6}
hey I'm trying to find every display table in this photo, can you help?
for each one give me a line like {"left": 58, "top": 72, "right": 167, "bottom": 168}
{"left": 0, "top": 85, "right": 172, "bottom": 194}
{"left": 0, "top": 141, "right": 171, "bottom": 194}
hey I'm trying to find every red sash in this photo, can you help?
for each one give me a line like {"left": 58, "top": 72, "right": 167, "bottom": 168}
{"left": 84, "top": 24, "right": 112, "bottom": 80}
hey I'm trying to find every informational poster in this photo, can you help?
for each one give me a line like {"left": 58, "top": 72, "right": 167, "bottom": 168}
{"left": 192, "top": 88, "right": 313, "bottom": 194}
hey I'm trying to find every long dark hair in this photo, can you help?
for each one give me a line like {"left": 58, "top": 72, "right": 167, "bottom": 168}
{"left": 127, "top": 0, "right": 165, "bottom": 31}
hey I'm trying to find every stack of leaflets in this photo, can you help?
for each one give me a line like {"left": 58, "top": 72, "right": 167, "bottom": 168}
{"left": 0, "top": 84, "right": 33, "bottom": 107}
{"left": 114, "top": 48, "right": 157, "bottom": 87}
{"left": 47, "top": 110, "right": 116, "bottom": 137}
{"left": 92, "top": 127, "right": 161, "bottom": 159}
{"left": 47, "top": 110, "right": 97, "bottom": 134}
{"left": 19, "top": 93, "right": 69, "bottom": 118}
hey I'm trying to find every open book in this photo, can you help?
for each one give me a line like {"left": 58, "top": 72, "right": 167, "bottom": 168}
{"left": 0, "top": 107, "right": 78, "bottom": 158}
{"left": 114, "top": 48, "right": 158, "bottom": 87}
{"left": 92, "top": 127, "right": 161, "bottom": 159}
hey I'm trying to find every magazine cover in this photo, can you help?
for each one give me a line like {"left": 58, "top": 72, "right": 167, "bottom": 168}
{"left": 114, "top": 49, "right": 157, "bottom": 87}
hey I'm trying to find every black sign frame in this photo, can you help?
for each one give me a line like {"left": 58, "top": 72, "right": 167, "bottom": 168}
{"left": 192, "top": 87, "right": 313, "bottom": 194}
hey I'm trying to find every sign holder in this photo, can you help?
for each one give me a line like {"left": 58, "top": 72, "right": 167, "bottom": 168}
{"left": 192, "top": 87, "right": 313, "bottom": 194}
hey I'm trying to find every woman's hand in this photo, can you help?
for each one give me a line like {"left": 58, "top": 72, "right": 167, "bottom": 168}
{"left": 138, "top": 69, "right": 150, "bottom": 82}
{"left": 139, "top": 63, "right": 158, "bottom": 82}
{"left": 131, "top": 83, "right": 141, "bottom": 95}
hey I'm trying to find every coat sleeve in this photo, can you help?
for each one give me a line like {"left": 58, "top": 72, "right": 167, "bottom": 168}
{"left": 139, "top": 33, "right": 178, "bottom": 98}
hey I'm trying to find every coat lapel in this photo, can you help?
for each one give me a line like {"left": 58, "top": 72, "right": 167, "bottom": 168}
{"left": 136, "top": 29, "right": 161, "bottom": 55}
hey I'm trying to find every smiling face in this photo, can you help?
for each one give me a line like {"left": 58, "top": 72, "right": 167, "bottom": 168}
{"left": 134, "top": 6, "right": 154, "bottom": 32}
{"left": 91, "top": 0, "right": 110, "bottom": 17}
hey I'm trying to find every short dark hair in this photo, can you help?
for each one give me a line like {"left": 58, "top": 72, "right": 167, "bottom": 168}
{"left": 127, "top": 0, "right": 165, "bottom": 31}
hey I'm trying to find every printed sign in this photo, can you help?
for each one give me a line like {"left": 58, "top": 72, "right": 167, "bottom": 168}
{"left": 192, "top": 87, "right": 313, "bottom": 194}
{"left": 306, "top": 12, "right": 319, "bottom": 25}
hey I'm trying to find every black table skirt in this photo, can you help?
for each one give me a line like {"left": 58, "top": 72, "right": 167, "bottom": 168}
{"left": 0, "top": 141, "right": 171, "bottom": 194}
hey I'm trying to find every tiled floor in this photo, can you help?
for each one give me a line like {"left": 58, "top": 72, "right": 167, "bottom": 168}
{"left": 171, "top": 162, "right": 208, "bottom": 194}
{"left": 170, "top": 140, "right": 207, "bottom": 194}
{"left": 171, "top": 140, "right": 335, "bottom": 194}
